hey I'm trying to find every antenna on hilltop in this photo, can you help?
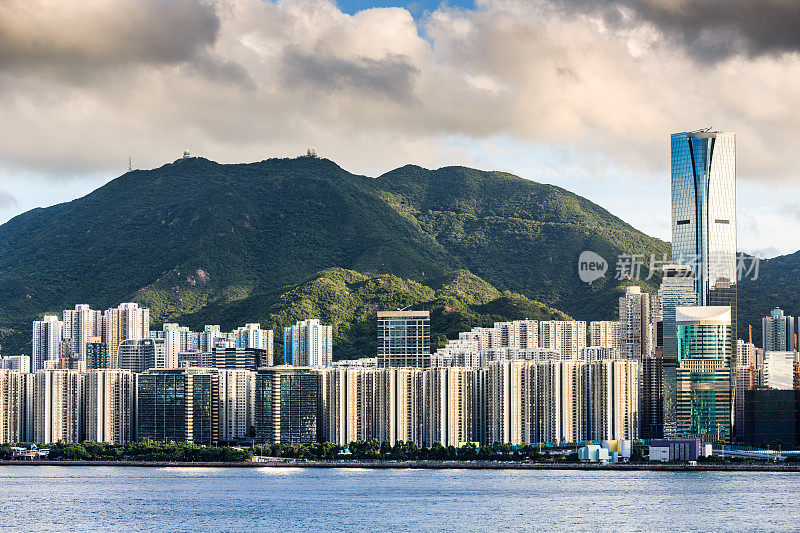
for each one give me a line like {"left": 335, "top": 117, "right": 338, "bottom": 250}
{"left": 128, "top": 156, "right": 132, "bottom": 172}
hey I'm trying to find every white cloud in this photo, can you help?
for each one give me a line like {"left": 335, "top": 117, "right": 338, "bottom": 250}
{"left": 1, "top": 0, "right": 799, "bottom": 250}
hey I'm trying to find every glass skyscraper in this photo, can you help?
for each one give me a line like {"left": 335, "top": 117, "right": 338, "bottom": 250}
{"left": 675, "top": 306, "right": 732, "bottom": 442}
{"left": 659, "top": 264, "right": 697, "bottom": 437}
{"left": 671, "top": 130, "right": 736, "bottom": 439}
{"left": 671, "top": 130, "right": 737, "bottom": 339}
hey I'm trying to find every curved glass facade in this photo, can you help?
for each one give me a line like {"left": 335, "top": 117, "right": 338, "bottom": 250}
{"left": 671, "top": 131, "right": 737, "bottom": 337}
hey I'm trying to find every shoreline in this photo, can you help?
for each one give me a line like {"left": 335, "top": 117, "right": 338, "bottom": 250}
{"left": 2, "top": 460, "right": 799, "bottom": 472}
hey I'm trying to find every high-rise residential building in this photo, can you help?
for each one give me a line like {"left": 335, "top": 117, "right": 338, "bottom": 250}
{"left": 254, "top": 367, "right": 318, "bottom": 445}
{"left": 423, "top": 367, "right": 477, "bottom": 447}
{"left": 587, "top": 359, "right": 639, "bottom": 441}
{"left": 590, "top": 321, "right": 622, "bottom": 350}
{"left": 117, "top": 338, "right": 157, "bottom": 373}
{"left": 762, "top": 351, "right": 797, "bottom": 390}
{"left": 659, "top": 264, "right": 697, "bottom": 437}
{"left": 135, "top": 368, "right": 219, "bottom": 445}
{"left": 0, "top": 355, "right": 31, "bottom": 373}
{"left": 539, "top": 321, "right": 587, "bottom": 360}
{"left": 675, "top": 306, "right": 732, "bottom": 442}
{"left": 85, "top": 339, "right": 109, "bottom": 370}
{"left": 619, "top": 286, "right": 651, "bottom": 359}
{"left": 391, "top": 368, "right": 425, "bottom": 445}
{"left": 199, "top": 325, "right": 224, "bottom": 352}
{"left": 762, "top": 308, "right": 796, "bottom": 352}
{"left": 102, "top": 303, "right": 150, "bottom": 368}
{"left": 0, "top": 370, "right": 26, "bottom": 444}
{"left": 671, "top": 130, "right": 737, "bottom": 385}
{"left": 284, "top": 319, "right": 333, "bottom": 367}
{"left": 580, "top": 346, "right": 621, "bottom": 362}
{"left": 161, "top": 323, "right": 192, "bottom": 369}
{"left": 377, "top": 311, "right": 430, "bottom": 368}
{"left": 218, "top": 369, "right": 255, "bottom": 443}
{"left": 32, "top": 369, "right": 84, "bottom": 444}
{"left": 32, "top": 315, "right": 63, "bottom": 371}
{"left": 234, "top": 323, "right": 274, "bottom": 353}
{"left": 83, "top": 370, "right": 134, "bottom": 444}
{"left": 62, "top": 304, "right": 101, "bottom": 361}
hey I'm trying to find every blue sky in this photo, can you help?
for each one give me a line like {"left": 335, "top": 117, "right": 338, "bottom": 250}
{"left": 1, "top": 0, "right": 799, "bottom": 257}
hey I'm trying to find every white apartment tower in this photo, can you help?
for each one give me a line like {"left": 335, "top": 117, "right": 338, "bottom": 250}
{"left": 590, "top": 321, "right": 622, "bottom": 350}
{"left": 103, "top": 303, "right": 150, "bottom": 368}
{"left": 539, "top": 321, "right": 587, "bottom": 360}
{"left": 83, "top": 370, "right": 134, "bottom": 444}
{"left": 284, "top": 319, "right": 333, "bottom": 367}
{"left": 32, "top": 315, "right": 63, "bottom": 371}
{"left": 62, "top": 304, "right": 102, "bottom": 361}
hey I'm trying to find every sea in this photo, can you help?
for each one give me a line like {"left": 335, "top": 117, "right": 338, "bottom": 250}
{"left": 0, "top": 466, "right": 797, "bottom": 531}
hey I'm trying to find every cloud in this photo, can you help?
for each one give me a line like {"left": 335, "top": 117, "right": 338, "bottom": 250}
{"left": 0, "top": 0, "right": 797, "bottom": 190}
{"left": 556, "top": 0, "right": 800, "bottom": 62}
{"left": 0, "top": 192, "right": 18, "bottom": 209}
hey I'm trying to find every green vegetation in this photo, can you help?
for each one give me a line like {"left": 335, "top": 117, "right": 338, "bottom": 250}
{"left": 178, "top": 267, "right": 569, "bottom": 359}
{"left": 0, "top": 156, "right": 673, "bottom": 355}
{"left": 8, "top": 440, "right": 253, "bottom": 462}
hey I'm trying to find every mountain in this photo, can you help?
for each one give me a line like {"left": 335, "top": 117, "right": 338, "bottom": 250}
{"left": 174, "top": 268, "right": 570, "bottom": 360}
{"left": 738, "top": 251, "right": 800, "bottom": 346}
{"left": 0, "top": 156, "right": 668, "bottom": 356}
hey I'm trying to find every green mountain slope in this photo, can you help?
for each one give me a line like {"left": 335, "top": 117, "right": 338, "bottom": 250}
{"left": 0, "top": 156, "right": 668, "bottom": 356}
{"left": 738, "top": 251, "right": 800, "bottom": 346}
{"left": 174, "top": 268, "right": 570, "bottom": 360}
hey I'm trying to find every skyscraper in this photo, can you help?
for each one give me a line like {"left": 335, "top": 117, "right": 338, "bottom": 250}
{"left": 62, "top": 305, "right": 101, "bottom": 361}
{"left": 117, "top": 338, "right": 157, "bottom": 373}
{"left": 619, "top": 286, "right": 651, "bottom": 360}
{"left": 284, "top": 319, "right": 333, "bottom": 367}
{"left": 675, "top": 306, "right": 732, "bottom": 442}
{"left": 671, "top": 130, "right": 737, "bottom": 343}
{"left": 377, "top": 310, "right": 430, "bottom": 368}
{"left": 659, "top": 264, "right": 697, "bottom": 437}
{"left": 254, "top": 367, "right": 319, "bottom": 445}
{"left": 32, "top": 315, "right": 63, "bottom": 371}
{"left": 762, "top": 308, "right": 795, "bottom": 352}
{"left": 590, "top": 321, "right": 622, "bottom": 350}
{"left": 539, "top": 320, "right": 587, "bottom": 360}
{"left": 102, "top": 303, "right": 150, "bottom": 368}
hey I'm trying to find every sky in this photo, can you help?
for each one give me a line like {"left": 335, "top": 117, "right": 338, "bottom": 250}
{"left": 1, "top": 0, "right": 799, "bottom": 257}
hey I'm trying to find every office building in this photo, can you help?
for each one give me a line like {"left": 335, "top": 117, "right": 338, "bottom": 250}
{"left": 85, "top": 340, "right": 109, "bottom": 370}
{"left": 83, "top": 370, "right": 134, "bottom": 444}
{"left": 741, "top": 389, "right": 800, "bottom": 447}
{"left": 135, "top": 368, "right": 219, "bottom": 445}
{"left": 284, "top": 319, "right": 333, "bottom": 367}
{"left": 254, "top": 367, "right": 319, "bottom": 445}
{"left": 32, "top": 369, "right": 84, "bottom": 443}
{"left": 587, "top": 359, "right": 639, "bottom": 441}
{"left": 659, "top": 264, "right": 697, "bottom": 437}
{"left": 640, "top": 352, "right": 663, "bottom": 439}
{"left": 218, "top": 369, "right": 255, "bottom": 443}
{"left": 0, "top": 355, "right": 31, "bottom": 373}
{"left": 377, "top": 311, "right": 430, "bottom": 368}
{"left": 734, "top": 340, "right": 757, "bottom": 440}
{"left": 675, "top": 306, "right": 732, "bottom": 442}
{"left": 762, "top": 308, "right": 796, "bottom": 352}
{"left": 762, "top": 351, "right": 797, "bottom": 390}
{"left": 32, "top": 315, "right": 63, "bottom": 371}
{"left": 118, "top": 338, "right": 157, "bottom": 373}
{"left": 201, "top": 347, "right": 270, "bottom": 370}
{"left": 539, "top": 321, "right": 587, "bottom": 360}
{"left": 590, "top": 321, "right": 622, "bottom": 350}
{"left": 62, "top": 304, "right": 101, "bottom": 361}
{"left": 103, "top": 303, "right": 150, "bottom": 367}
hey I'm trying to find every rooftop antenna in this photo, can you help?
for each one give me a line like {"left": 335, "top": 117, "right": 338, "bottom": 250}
{"left": 128, "top": 156, "right": 132, "bottom": 172}
{"left": 397, "top": 304, "right": 414, "bottom": 311}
